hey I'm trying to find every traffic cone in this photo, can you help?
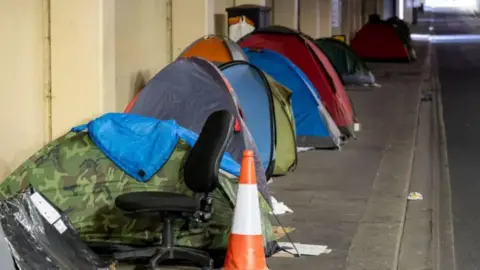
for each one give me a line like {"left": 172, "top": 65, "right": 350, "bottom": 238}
{"left": 223, "top": 150, "right": 268, "bottom": 270}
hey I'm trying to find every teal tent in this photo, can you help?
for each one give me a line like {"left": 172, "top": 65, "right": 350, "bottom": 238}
{"left": 314, "top": 38, "right": 376, "bottom": 86}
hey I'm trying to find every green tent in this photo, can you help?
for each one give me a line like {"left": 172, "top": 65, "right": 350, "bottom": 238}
{"left": 265, "top": 75, "right": 298, "bottom": 175}
{"left": 314, "top": 38, "right": 377, "bottom": 86}
{"left": 0, "top": 129, "right": 276, "bottom": 252}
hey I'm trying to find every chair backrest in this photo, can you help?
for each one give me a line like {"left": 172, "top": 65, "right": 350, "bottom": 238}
{"left": 183, "top": 110, "right": 235, "bottom": 193}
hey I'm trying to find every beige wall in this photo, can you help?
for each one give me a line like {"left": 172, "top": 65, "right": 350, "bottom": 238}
{"left": 272, "top": 0, "right": 299, "bottom": 29}
{"left": 171, "top": 0, "right": 215, "bottom": 59}
{"left": 50, "top": 0, "right": 109, "bottom": 138}
{"left": 299, "top": 0, "right": 321, "bottom": 38}
{"left": 215, "top": 0, "right": 235, "bottom": 36}
{"left": 114, "top": 0, "right": 170, "bottom": 111}
{"left": 319, "top": 0, "right": 332, "bottom": 37}
{"left": 0, "top": 0, "right": 46, "bottom": 180}
{"left": 0, "top": 0, "right": 172, "bottom": 180}
{"left": 235, "top": 0, "right": 267, "bottom": 5}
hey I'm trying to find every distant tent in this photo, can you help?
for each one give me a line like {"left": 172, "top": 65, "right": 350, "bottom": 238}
{"left": 178, "top": 35, "right": 248, "bottom": 64}
{"left": 125, "top": 57, "right": 271, "bottom": 202}
{"left": 386, "top": 16, "right": 417, "bottom": 61}
{"left": 314, "top": 38, "right": 377, "bottom": 86}
{"left": 239, "top": 25, "right": 355, "bottom": 137}
{"left": 244, "top": 48, "right": 343, "bottom": 148}
{"left": 386, "top": 16, "right": 412, "bottom": 44}
{"left": 220, "top": 61, "right": 297, "bottom": 175}
{"left": 351, "top": 16, "right": 413, "bottom": 62}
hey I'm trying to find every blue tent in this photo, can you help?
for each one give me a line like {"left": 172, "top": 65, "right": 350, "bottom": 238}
{"left": 244, "top": 48, "right": 343, "bottom": 148}
{"left": 220, "top": 61, "right": 276, "bottom": 175}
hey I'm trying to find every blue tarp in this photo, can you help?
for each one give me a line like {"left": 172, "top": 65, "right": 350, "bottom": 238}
{"left": 244, "top": 48, "right": 338, "bottom": 145}
{"left": 72, "top": 113, "right": 240, "bottom": 182}
{"left": 220, "top": 63, "right": 274, "bottom": 171}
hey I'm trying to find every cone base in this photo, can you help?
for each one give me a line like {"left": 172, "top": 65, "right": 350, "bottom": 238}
{"left": 223, "top": 234, "right": 268, "bottom": 270}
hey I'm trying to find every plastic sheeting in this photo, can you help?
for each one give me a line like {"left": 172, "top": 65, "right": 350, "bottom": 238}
{"left": 0, "top": 187, "right": 112, "bottom": 270}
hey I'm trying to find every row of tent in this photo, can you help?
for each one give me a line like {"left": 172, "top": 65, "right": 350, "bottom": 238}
{"left": 0, "top": 14, "right": 416, "bottom": 268}
{"left": 125, "top": 15, "right": 416, "bottom": 182}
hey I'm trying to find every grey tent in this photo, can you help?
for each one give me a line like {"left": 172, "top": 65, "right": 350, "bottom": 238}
{"left": 127, "top": 57, "right": 271, "bottom": 204}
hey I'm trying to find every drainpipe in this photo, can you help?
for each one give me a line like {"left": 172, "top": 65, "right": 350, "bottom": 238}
{"left": 42, "top": 0, "right": 53, "bottom": 142}
{"left": 166, "top": 0, "right": 173, "bottom": 63}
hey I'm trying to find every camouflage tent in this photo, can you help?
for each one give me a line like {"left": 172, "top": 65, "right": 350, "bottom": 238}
{"left": 0, "top": 114, "right": 275, "bottom": 255}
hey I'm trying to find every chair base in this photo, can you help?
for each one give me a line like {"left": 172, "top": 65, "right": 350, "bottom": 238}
{"left": 114, "top": 246, "right": 214, "bottom": 269}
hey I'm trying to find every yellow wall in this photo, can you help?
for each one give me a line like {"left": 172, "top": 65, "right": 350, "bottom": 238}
{"left": 272, "top": 0, "right": 299, "bottom": 29}
{"left": 50, "top": 0, "right": 107, "bottom": 138}
{"left": 114, "top": 0, "right": 170, "bottom": 111}
{"left": 215, "top": 0, "right": 235, "bottom": 36}
{"left": 0, "top": 0, "right": 46, "bottom": 180}
{"left": 0, "top": 0, "right": 171, "bottom": 180}
{"left": 171, "top": 0, "right": 215, "bottom": 59}
{"left": 300, "top": 0, "right": 321, "bottom": 38}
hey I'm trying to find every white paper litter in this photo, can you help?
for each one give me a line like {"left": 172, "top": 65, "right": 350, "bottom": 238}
{"left": 297, "top": 147, "right": 315, "bottom": 153}
{"left": 354, "top": 122, "right": 362, "bottom": 132}
{"left": 408, "top": 192, "right": 423, "bottom": 200}
{"left": 270, "top": 196, "right": 293, "bottom": 215}
{"left": 277, "top": 242, "right": 330, "bottom": 256}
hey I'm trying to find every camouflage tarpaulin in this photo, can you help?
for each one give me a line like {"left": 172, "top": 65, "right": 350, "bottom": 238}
{"left": 0, "top": 131, "right": 275, "bottom": 250}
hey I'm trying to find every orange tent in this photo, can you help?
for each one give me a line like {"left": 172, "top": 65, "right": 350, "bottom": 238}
{"left": 178, "top": 35, "right": 248, "bottom": 64}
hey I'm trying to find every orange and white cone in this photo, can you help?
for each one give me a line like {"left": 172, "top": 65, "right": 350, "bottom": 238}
{"left": 223, "top": 150, "right": 268, "bottom": 270}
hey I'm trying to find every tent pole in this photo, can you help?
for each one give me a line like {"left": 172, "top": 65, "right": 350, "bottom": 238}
{"left": 42, "top": 0, "right": 53, "bottom": 142}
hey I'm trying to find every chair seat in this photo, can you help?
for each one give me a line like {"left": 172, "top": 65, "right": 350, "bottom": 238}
{"left": 115, "top": 192, "right": 198, "bottom": 214}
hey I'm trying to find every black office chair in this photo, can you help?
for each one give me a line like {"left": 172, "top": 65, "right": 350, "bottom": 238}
{"left": 113, "top": 110, "right": 235, "bottom": 269}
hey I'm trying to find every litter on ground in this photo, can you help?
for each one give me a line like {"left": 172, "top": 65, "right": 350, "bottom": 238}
{"left": 271, "top": 196, "right": 294, "bottom": 215}
{"left": 408, "top": 192, "right": 424, "bottom": 200}
{"left": 274, "top": 242, "right": 331, "bottom": 257}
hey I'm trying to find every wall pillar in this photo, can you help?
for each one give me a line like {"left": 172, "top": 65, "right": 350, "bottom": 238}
{"left": 341, "top": 0, "right": 351, "bottom": 41}
{"left": 50, "top": 0, "right": 116, "bottom": 138}
{"left": 272, "top": 0, "right": 299, "bottom": 29}
{"left": 172, "top": 0, "right": 215, "bottom": 58}
{"left": 319, "top": 0, "right": 332, "bottom": 37}
{"left": 0, "top": 0, "right": 46, "bottom": 180}
{"left": 235, "top": 0, "right": 266, "bottom": 5}
{"left": 299, "top": 0, "right": 321, "bottom": 38}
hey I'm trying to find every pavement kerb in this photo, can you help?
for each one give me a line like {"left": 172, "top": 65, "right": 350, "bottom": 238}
{"left": 345, "top": 43, "right": 433, "bottom": 270}
{"left": 430, "top": 39, "right": 457, "bottom": 270}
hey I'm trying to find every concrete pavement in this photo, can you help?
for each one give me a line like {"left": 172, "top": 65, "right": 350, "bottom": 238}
{"left": 267, "top": 40, "right": 431, "bottom": 269}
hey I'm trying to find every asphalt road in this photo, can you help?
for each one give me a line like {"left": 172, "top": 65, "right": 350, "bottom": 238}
{"left": 434, "top": 9, "right": 480, "bottom": 270}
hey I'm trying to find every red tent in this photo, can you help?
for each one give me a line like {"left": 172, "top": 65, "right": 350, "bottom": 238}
{"left": 238, "top": 25, "right": 355, "bottom": 137}
{"left": 351, "top": 23, "right": 410, "bottom": 62}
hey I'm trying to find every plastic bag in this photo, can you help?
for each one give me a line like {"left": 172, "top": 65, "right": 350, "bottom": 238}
{"left": 229, "top": 16, "right": 255, "bottom": 42}
{"left": 0, "top": 186, "right": 113, "bottom": 270}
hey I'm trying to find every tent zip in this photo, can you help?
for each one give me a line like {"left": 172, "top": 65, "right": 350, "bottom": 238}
{"left": 42, "top": 0, "right": 53, "bottom": 142}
